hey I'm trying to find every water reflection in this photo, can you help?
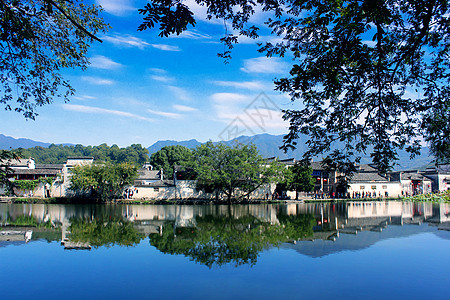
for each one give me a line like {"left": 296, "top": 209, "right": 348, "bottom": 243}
{"left": 0, "top": 201, "right": 449, "bottom": 265}
{"left": 149, "top": 214, "right": 315, "bottom": 267}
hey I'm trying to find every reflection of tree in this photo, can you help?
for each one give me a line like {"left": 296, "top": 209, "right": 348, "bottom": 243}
{"left": 149, "top": 214, "right": 315, "bottom": 268}
{"left": 2, "top": 215, "right": 55, "bottom": 229}
{"left": 68, "top": 217, "right": 144, "bottom": 248}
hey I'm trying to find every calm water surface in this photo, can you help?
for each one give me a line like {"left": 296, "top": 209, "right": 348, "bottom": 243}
{"left": 0, "top": 201, "right": 449, "bottom": 299}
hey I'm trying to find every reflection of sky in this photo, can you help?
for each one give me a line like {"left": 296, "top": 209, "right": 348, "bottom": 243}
{"left": 0, "top": 230, "right": 449, "bottom": 299}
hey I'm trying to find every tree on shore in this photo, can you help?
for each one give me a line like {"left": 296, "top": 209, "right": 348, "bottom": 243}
{"left": 138, "top": 0, "right": 450, "bottom": 172}
{"left": 149, "top": 145, "right": 193, "bottom": 179}
{"left": 69, "top": 162, "right": 138, "bottom": 200}
{"left": 0, "top": 150, "right": 20, "bottom": 195}
{"left": 188, "top": 141, "right": 283, "bottom": 201}
{"left": 283, "top": 163, "right": 315, "bottom": 200}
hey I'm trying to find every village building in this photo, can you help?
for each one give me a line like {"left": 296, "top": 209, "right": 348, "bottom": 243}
{"left": 1, "top": 155, "right": 447, "bottom": 200}
{"left": 0, "top": 156, "right": 93, "bottom": 198}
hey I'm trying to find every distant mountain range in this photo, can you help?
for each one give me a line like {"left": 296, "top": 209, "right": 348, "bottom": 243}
{"left": 0, "top": 134, "right": 50, "bottom": 149}
{"left": 146, "top": 133, "right": 433, "bottom": 171}
{"left": 1, "top": 133, "right": 433, "bottom": 170}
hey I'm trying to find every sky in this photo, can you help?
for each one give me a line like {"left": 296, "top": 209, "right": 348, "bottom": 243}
{"left": 0, "top": 0, "right": 300, "bottom": 148}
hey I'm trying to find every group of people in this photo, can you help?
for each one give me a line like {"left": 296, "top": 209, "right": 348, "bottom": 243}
{"left": 123, "top": 187, "right": 137, "bottom": 199}
{"left": 351, "top": 191, "right": 388, "bottom": 199}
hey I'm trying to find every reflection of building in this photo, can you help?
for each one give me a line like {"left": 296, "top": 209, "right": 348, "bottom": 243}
{"left": 1, "top": 201, "right": 448, "bottom": 251}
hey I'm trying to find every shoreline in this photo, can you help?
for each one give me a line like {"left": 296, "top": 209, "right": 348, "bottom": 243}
{"left": 1, "top": 195, "right": 448, "bottom": 205}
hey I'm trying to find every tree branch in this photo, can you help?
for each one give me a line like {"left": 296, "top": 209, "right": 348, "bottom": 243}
{"left": 47, "top": 0, "right": 102, "bottom": 43}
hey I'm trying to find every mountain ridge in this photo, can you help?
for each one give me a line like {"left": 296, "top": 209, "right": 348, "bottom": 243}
{"left": 0, "top": 133, "right": 433, "bottom": 170}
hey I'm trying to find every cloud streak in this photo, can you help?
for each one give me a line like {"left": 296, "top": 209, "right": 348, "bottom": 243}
{"left": 240, "top": 57, "right": 290, "bottom": 74}
{"left": 89, "top": 55, "right": 122, "bottom": 70}
{"left": 212, "top": 80, "right": 268, "bottom": 91}
{"left": 147, "top": 108, "right": 182, "bottom": 119}
{"left": 102, "top": 34, "right": 150, "bottom": 49}
{"left": 173, "top": 104, "right": 198, "bottom": 112}
{"left": 103, "top": 34, "right": 181, "bottom": 51}
{"left": 81, "top": 76, "right": 115, "bottom": 85}
{"left": 62, "top": 104, "right": 154, "bottom": 122}
{"left": 96, "top": 0, "right": 135, "bottom": 16}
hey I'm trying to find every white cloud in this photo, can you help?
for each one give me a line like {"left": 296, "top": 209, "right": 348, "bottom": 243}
{"left": 236, "top": 32, "right": 283, "bottom": 45}
{"left": 96, "top": 0, "right": 135, "bottom": 16}
{"left": 89, "top": 55, "right": 122, "bottom": 70}
{"left": 168, "top": 86, "right": 191, "bottom": 101}
{"left": 211, "top": 92, "right": 287, "bottom": 132}
{"left": 212, "top": 80, "right": 268, "bottom": 91}
{"left": 81, "top": 76, "right": 115, "bottom": 85}
{"left": 173, "top": 104, "right": 198, "bottom": 112}
{"left": 150, "top": 44, "right": 181, "bottom": 51}
{"left": 151, "top": 75, "right": 174, "bottom": 82}
{"left": 168, "top": 29, "right": 211, "bottom": 40}
{"left": 362, "top": 40, "right": 377, "bottom": 47}
{"left": 211, "top": 93, "right": 250, "bottom": 106}
{"left": 72, "top": 95, "right": 97, "bottom": 101}
{"left": 62, "top": 104, "right": 154, "bottom": 122}
{"left": 240, "top": 57, "right": 290, "bottom": 74}
{"left": 147, "top": 108, "right": 182, "bottom": 119}
{"left": 102, "top": 34, "right": 150, "bottom": 49}
{"left": 183, "top": 0, "right": 223, "bottom": 25}
{"left": 148, "top": 68, "right": 167, "bottom": 74}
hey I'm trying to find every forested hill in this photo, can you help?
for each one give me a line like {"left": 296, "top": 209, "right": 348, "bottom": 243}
{"left": 16, "top": 144, "right": 149, "bottom": 165}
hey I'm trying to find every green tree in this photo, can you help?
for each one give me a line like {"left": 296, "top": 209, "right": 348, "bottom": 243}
{"left": 189, "top": 142, "right": 282, "bottom": 202}
{"left": 0, "top": 149, "right": 20, "bottom": 195}
{"left": 285, "top": 163, "right": 315, "bottom": 200}
{"left": 0, "top": 0, "right": 108, "bottom": 119}
{"left": 18, "top": 143, "right": 149, "bottom": 165}
{"left": 69, "top": 162, "right": 138, "bottom": 200}
{"left": 138, "top": 0, "right": 450, "bottom": 172}
{"left": 149, "top": 145, "right": 192, "bottom": 179}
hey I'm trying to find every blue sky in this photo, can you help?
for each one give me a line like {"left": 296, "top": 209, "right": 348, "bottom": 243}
{"left": 1, "top": 0, "right": 299, "bottom": 147}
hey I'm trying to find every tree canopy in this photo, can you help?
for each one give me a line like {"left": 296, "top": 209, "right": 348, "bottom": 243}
{"left": 188, "top": 141, "right": 284, "bottom": 201}
{"left": 139, "top": 0, "right": 450, "bottom": 171}
{"left": 69, "top": 162, "right": 138, "bottom": 200}
{"left": 283, "top": 163, "right": 315, "bottom": 199}
{"left": 0, "top": 0, "right": 108, "bottom": 119}
{"left": 18, "top": 143, "right": 149, "bottom": 165}
{"left": 149, "top": 145, "right": 193, "bottom": 179}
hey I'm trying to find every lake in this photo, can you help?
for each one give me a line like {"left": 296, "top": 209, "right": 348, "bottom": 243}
{"left": 1, "top": 201, "right": 449, "bottom": 299}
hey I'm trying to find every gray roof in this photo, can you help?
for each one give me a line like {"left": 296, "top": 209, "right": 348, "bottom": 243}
{"left": 137, "top": 169, "right": 162, "bottom": 180}
{"left": 400, "top": 172, "right": 431, "bottom": 181}
{"left": 11, "top": 168, "right": 60, "bottom": 175}
{"left": 135, "top": 180, "right": 175, "bottom": 187}
{"left": 356, "top": 164, "right": 379, "bottom": 172}
{"left": 310, "top": 161, "right": 327, "bottom": 171}
{"left": 351, "top": 172, "right": 388, "bottom": 183}
{"left": 6, "top": 158, "right": 30, "bottom": 167}
{"left": 36, "top": 164, "right": 64, "bottom": 170}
